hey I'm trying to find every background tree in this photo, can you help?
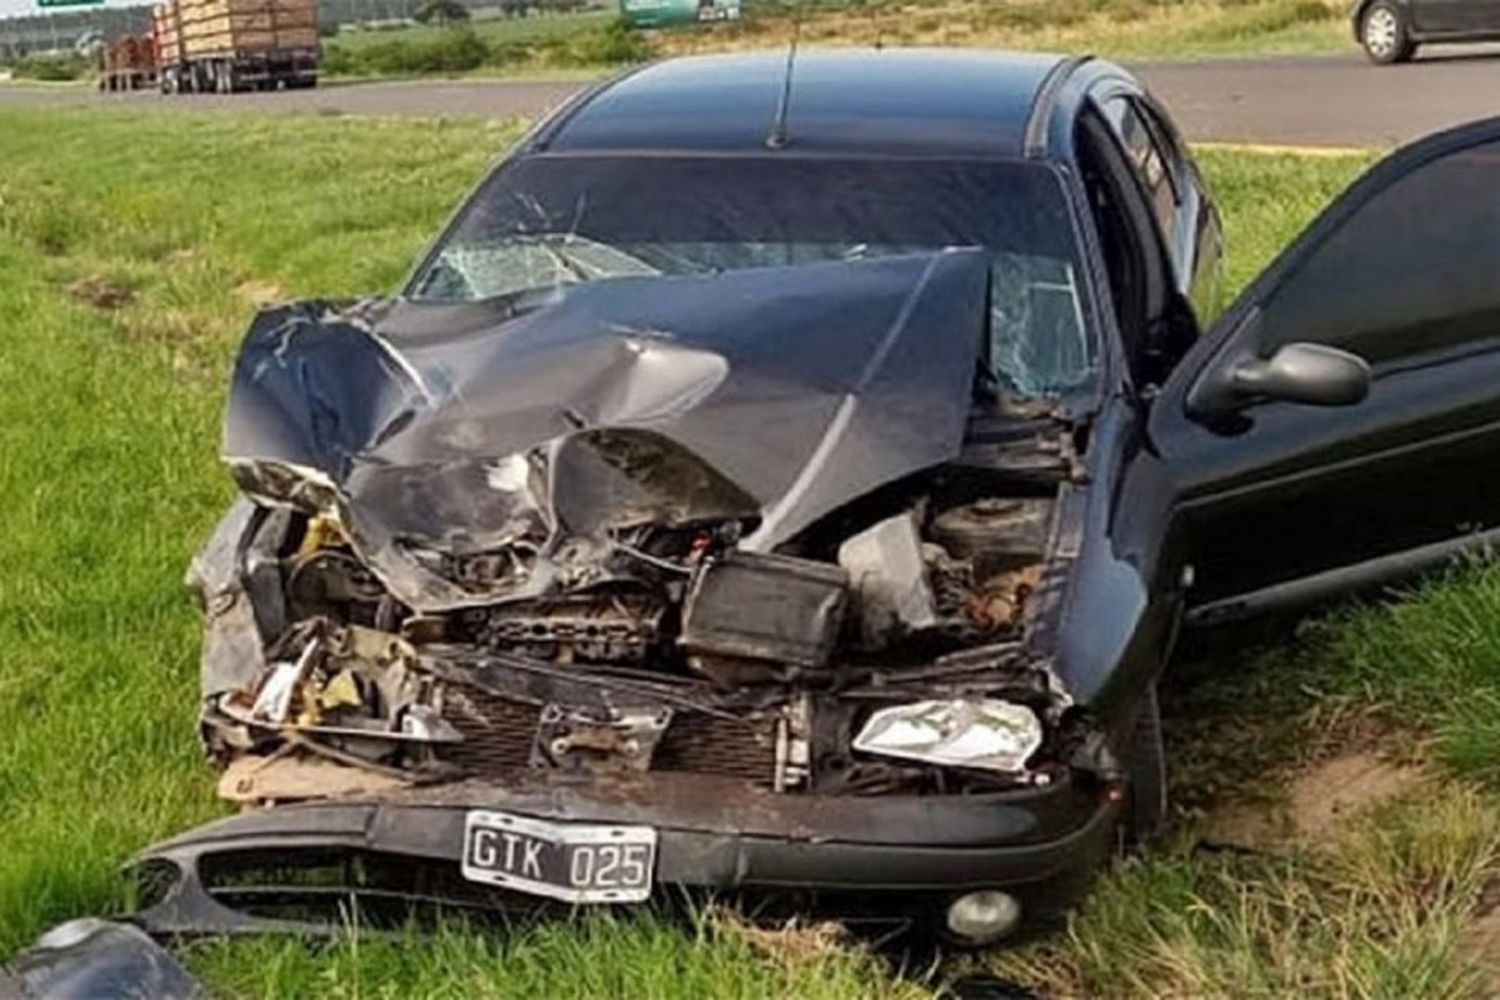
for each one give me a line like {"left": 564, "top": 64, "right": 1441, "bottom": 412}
{"left": 414, "top": 0, "right": 471, "bottom": 25}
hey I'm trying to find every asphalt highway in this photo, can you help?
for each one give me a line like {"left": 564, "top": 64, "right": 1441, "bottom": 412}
{"left": 4, "top": 47, "right": 1500, "bottom": 147}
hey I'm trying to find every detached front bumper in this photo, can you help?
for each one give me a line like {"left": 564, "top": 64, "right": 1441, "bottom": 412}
{"left": 131, "top": 771, "right": 1119, "bottom": 936}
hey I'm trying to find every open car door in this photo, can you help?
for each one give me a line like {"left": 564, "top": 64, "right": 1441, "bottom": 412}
{"left": 1150, "top": 117, "right": 1500, "bottom": 625}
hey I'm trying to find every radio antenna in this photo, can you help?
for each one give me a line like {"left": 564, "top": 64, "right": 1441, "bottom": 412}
{"left": 766, "top": 0, "right": 805, "bottom": 149}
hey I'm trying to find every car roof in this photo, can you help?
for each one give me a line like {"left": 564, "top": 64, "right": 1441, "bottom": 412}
{"left": 540, "top": 49, "right": 1075, "bottom": 160}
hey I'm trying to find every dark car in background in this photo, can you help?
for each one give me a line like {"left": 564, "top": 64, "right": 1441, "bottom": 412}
{"left": 127, "top": 49, "right": 1500, "bottom": 946}
{"left": 1355, "top": 0, "right": 1500, "bottom": 62}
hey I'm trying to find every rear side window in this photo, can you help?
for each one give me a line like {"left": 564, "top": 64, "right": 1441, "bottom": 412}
{"left": 1101, "top": 96, "right": 1179, "bottom": 252}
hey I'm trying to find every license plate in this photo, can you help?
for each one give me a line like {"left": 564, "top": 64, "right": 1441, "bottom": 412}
{"left": 460, "top": 810, "right": 657, "bottom": 903}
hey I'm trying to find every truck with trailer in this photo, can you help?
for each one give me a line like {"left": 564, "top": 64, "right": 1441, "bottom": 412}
{"left": 98, "top": 34, "right": 159, "bottom": 91}
{"left": 153, "top": 0, "right": 318, "bottom": 94}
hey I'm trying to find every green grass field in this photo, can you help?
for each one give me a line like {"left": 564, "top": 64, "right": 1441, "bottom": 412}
{"left": 331, "top": 9, "right": 613, "bottom": 53}
{"left": 319, "top": 9, "right": 649, "bottom": 78}
{"left": 1, "top": 1, "right": 1357, "bottom": 86}
{"left": 2, "top": 109, "right": 1498, "bottom": 997}
{"left": 312, "top": 0, "right": 1356, "bottom": 82}
{"left": 659, "top": 0, "right": 1354, "bottom": 61}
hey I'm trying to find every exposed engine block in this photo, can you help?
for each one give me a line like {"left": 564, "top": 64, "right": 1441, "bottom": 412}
{"left": 459, "top": 594, "right": 667, "bottom": 665}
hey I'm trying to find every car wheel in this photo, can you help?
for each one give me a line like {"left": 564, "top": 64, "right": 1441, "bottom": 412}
{"left": 1124, "top": 681, "right": 1168, "bottom": 844}
{"left": 1361, "top": 1, "right": 1416, "bottom": 64}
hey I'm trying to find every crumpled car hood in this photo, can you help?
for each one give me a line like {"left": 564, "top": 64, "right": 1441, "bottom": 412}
{"left": 224, "top": 249, "right": 991, "bottom": 611}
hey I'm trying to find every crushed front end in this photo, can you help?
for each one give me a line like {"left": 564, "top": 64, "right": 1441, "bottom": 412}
{"left": 134, "top": 251, "right": 1120, "bottom": 939}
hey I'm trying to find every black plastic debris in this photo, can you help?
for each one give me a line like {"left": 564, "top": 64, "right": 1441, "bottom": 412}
{"left": 1, "top": 919, "right": 204, "bottom": 1000}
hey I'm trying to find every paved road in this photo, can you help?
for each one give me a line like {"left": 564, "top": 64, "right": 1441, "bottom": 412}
{"left": 0, "top": 77, "right": 588, "bottom": 123}
{"left": 5, "top": 48, "right": 1500, "bottom": 147}
{"left": 1139, "top": 49, "right": 1500, "bottom": 148}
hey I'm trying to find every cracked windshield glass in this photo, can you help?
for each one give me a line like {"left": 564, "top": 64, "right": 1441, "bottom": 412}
{"left": 409, "top": 155, "right": 1096, "bottom": 398}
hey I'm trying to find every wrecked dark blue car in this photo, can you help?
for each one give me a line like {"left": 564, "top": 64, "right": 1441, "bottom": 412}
{"left": 125, "top": 49, "right": 1500, "bottom": 946}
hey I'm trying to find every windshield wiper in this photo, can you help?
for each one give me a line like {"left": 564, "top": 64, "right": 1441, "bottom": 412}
{"left": 540, "top": 239, "right": 595, "bottom": 284}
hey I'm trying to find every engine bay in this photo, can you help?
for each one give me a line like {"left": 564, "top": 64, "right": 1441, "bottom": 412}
{"left": 198, "top": 262, "right": 1106, "bottom": 807}
{"left": 197, "top": 464, "right": 1089, "bottom": 805}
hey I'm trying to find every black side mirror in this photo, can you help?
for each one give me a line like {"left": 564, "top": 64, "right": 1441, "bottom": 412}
{"left": 1189, "top": 341, "right": 1371, "bottom": 419}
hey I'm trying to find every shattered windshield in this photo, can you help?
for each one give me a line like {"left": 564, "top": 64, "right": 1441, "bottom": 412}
{"left": 408, "top": 155, "right": 1096, "bottom": 398}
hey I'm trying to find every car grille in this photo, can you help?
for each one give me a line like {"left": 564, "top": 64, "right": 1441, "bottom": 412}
{"left": 440, "top": 687, "right": 777, "bottom": 784}
{"left": 193, "top": 848, "right": 568, "bottom": 928}
{"left": 440, "top": 688, "right": 538, "bottom": 771}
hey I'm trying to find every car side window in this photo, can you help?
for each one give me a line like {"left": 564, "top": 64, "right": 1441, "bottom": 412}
{"left": 1076, "top": 111, "right": 1174, "bottom": 386}
{"left": 1101, "top": 96, "right": 1180, "bottom": 256}
{"left": 1256, "top": 138, "right": 1500, "bottom": 367}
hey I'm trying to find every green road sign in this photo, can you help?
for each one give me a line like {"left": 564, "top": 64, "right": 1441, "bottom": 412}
{"left": 36, "top": 0, "right": 106, "bottom": 7}
{"left": 619, "top": 0, "right": 741, "bottom": 29}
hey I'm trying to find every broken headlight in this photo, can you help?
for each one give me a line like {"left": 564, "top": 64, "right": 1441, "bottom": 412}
{"left": 852, "top": 699, "right": 1043, "bottom": 773}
